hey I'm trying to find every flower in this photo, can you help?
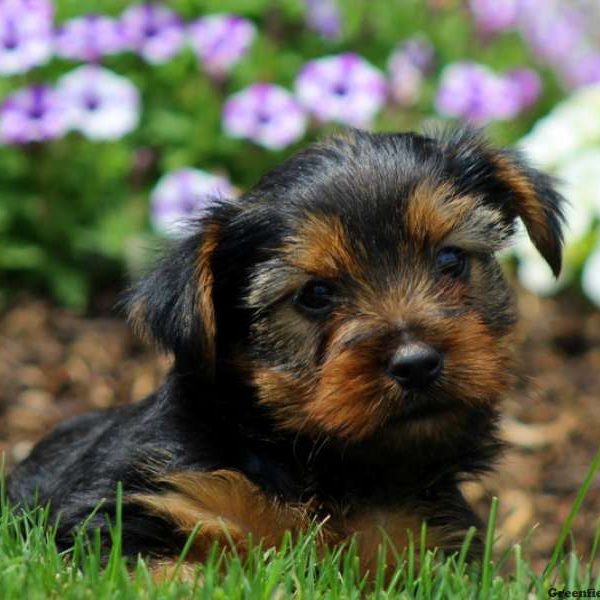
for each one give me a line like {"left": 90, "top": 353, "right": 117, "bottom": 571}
{"left": 515, "top": 86, "right": 600, "bottom": 302}
{"left": 582, "top": 242, "right": 600, "bottom": 307}
{"left": 561, "top": 51, "right": 600, "bottom": 89}
{"left": 57, "top": 65, "right": 140, "bottom": 140}
{"left": 387, "top": 52, "right": 422, "bottom": 107}
{"left": 0, "top": 0, "right": 53, "bottom": 75}
{"left": 55, "top": 14, "right": 125, "bottom": 62}
{"left": 150, "top": 168, "right": 235, "bottom": 237}
{"left": 188, "top": 14, "right": 255, "bottom": 78}
{"left": 435, "top": 62, "right": 523, "bottom": 124}
{"left": 305, "top": 0, "right": 342, "bottom": 40}
{"left": 519, "top": 5, "right": 583, "bottom": 65}
{"left": 519, "top": 84, "right": 600, "bottom": 170}
{"left": 223, "top": 83, "right": 307, "bottom": 150}
{"left": 468, "top": 0, "right": 520, "bottom": 34}
{"left": 505, "top": 68, "right": 542, "bottom": 110}
{"left": 120, "top": 3, "right": 184, "bottom": 64}
{"left": 400, "top": 35, "right": 435, "bottom": 75}
{"left": 0, "top": 85, "right": 69, "bottom": 143}
{"left": 295, "top": 53, "right": 387, "bottom": 127}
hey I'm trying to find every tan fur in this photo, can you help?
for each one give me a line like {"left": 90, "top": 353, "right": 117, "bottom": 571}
{"left": 285, "top": 214, "right": 367, "bottom": 283}
{"left": 134, "top": 470, "right": 467, "bottom": 580}
{"left": 405, "top": 182, "right": 475, "bottom": 246}
{"left": 132, "top": 470, "right": 312, "bottom": 562}
{"left": 489, "top": 152, "right": 558, "bottom": 271}
{"left": 341, "top": 507, "right": 445, "bottom": 575}
{"left": 195, "top": 222, "right": 220, "bottom": 370}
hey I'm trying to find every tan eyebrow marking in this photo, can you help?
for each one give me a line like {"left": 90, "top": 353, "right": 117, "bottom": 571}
{"left": 284, "top": 213, "right": 366, "bottom": 282}
{"left": 406, "top": 181, "right": 510, "bottom": 251}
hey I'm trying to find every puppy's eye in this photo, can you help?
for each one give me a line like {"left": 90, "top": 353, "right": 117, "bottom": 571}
{"left": 435, "top": 247, "right": 469, "bottom": 279}
{"left": 294, "top": 280, "right": 335, "bottom": 316}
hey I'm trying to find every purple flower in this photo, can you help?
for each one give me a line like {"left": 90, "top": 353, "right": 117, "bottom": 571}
{"left": 400, "top": 35, "right": 435, "bottom": 75}
{"left": 469, "top": 0, "right": 520, "bottom": 34}
{"left": 57, "top": 65, "right": 140, "bottom": 140}
{"left": 387, "top": 53, "right": 422, "bottom": 107}
{"left": 120, "top": 3, "right": 184, "bottom": 64}
{"left": 0, "top": 86, "right": 69, "bottom": 144}
{"left": 188, "top": 14, "right": 255, "bottom": 78}
{"left": 223, "top": 83, "right": 307, "bottom": 150}
{"left": 561, "top": 51, "right": 600, "bottom": 89}
{"left": 505, "top": 68, "right": 542, "bottom": 109}
{"left": 305, "top": 0, "right": 342, "bottom": 40}
{"left": 0, "top": 0, "right": 53, "bottom": 75}
{"left": 150, "top": 168, "right": 235, "bottom": 237}
{"left": 55, "top": 14, "right": 124, "bottom": 62}
{"left": 520, "top": 6, "right": 583, "bottom": 65}
{"left": 435, "top": 62, "right": 523, "bottom": 124}
{"left": 295, "top": 53, "right": 387, "bottom": 127}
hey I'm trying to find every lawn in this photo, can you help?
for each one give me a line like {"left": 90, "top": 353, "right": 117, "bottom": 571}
{"left": 0, "top": 448, "right": 599, "bottom": 599}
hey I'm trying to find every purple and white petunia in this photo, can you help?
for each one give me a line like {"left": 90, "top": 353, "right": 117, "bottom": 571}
{"left": 0, "top": 0, "right": 53, "bottom": 75}
{"left": 435, "top": 62, "right": 524, "bottom": 124}
{"left": 188, "top": 14, "right": 255, "bottom": 78}
{"left": 57, "top": 65, "right": 140, "bottom": 140}
{"left": 55, "top": 14, "right": 125, "bottom": 62}
{"left": 120, "top": 3, "right": 184, "bottom": 64}
{"left": 0, "top": 85, "right": 69, "bottom": 144}
{"left": 468, "top": 0, "right": 520, "bottom": 34}
{"left": 223, "top": 83, "right": 307, "bottom": 150}
{"left": 150, "top": 168, "right": 235, "bottom": 237}
{"left": 295, "top": 53, "right": 387, "bottom": 127}
{"left": 304, "top": 0, "right": 342, "bottom": 40}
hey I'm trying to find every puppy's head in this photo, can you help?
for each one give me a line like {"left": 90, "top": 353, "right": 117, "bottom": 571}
{"left": 129, "top": 128, "right": 565, "bottom": 446}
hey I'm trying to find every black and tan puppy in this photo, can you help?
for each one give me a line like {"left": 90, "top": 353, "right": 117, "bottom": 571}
{"left": 8, "top": 127, "right": 564, "bottom": 572}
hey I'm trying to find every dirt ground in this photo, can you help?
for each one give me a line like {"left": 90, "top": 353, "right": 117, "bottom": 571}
{"left": 0, "top": 289, "right": 598, "bottom": 571}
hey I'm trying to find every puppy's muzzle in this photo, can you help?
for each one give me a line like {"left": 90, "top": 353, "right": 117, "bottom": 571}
{"left": 387, "top": 342, "right": 443, "bottom": 389}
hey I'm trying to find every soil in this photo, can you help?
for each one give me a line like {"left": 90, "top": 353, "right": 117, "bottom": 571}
{"left": 1, "top": 289, "right": 598, "bottom": 571}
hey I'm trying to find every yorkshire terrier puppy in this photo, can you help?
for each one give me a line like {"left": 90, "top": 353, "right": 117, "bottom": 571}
{"left": 8, "top": 127, "right": 564, "bottom": 573}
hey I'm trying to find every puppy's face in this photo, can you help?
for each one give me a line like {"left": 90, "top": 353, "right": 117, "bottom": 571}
{"left": 244, "top": 195, "right": 515, "bottom": 443}
{"left": 130, "top": 128, "right": 565, "bottom": 446}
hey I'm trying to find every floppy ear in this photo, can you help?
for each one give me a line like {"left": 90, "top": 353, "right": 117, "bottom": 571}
{"left": 486, "top": 148, "right": 566, "bottom": 276}
{"left": 438, "top": 127, "right": 566, "bottom": 276}
{"left": 126, "top": 218, "right": 222, "bottom": 375}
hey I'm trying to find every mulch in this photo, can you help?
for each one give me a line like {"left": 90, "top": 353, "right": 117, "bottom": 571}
{"left": 0, "top": 290, "right": 598, "bottom": 571}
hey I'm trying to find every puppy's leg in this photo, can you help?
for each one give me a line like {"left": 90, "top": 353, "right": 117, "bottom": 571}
{"left": 131, "top": 469, "right": 311, "bottom": 563}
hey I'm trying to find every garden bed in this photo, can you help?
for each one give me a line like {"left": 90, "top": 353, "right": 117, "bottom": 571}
{"left": 0, "top": 288, "right": 598, "bottom": 571}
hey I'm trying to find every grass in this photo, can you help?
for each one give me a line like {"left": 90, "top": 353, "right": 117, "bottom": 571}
{"left": 0, "top": 447, "right": 599, "bottom": 599}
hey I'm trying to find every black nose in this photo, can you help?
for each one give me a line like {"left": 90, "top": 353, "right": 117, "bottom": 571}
{"left": 387, "top": 343, "right": 443, "bottom": 388}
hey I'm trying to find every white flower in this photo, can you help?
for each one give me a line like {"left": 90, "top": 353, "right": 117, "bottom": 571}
{"left": 582, "top": 242, "right": 600, "bottom": 307}
{"left": 515, "top": 237, "right": 572, "bottom": 296}
{"left": 519, "top": 113, "right": 584, "bottom": 170}
{"left": 57, "top": 66, "right": 140, "bottom": 140}
{"left": 557, "top": 149, "right": 600, "bottom": 219}
{"left": 519, "top": 83, "right": 600, "bottom": 169}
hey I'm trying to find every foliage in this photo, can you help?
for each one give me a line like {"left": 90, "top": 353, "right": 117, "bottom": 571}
{"left": 0, "top": 0, "right": 597, "bottom": 308}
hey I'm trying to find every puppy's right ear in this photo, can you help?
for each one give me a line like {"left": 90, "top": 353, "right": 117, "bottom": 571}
{"left": 126, "top": 216, "right": 224, "bottom": 375}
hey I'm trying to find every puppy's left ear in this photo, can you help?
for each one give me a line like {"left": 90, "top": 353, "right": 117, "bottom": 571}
{"left": 126, "top": 215, "right": 226, "bottom": 376}
{"left": 486, "top": 148, "right": 566, "bottom": 276}
{"left": 439, "top": 128, "right": 566, "bottom": 276}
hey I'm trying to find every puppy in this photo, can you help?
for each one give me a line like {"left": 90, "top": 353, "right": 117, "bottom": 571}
{"left": 8, "top": 127, "right": 564, "bottom": 572}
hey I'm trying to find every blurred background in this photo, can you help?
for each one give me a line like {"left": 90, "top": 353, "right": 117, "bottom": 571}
{"left": 0, "top": 0, "right": 599, "bottom": 569}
